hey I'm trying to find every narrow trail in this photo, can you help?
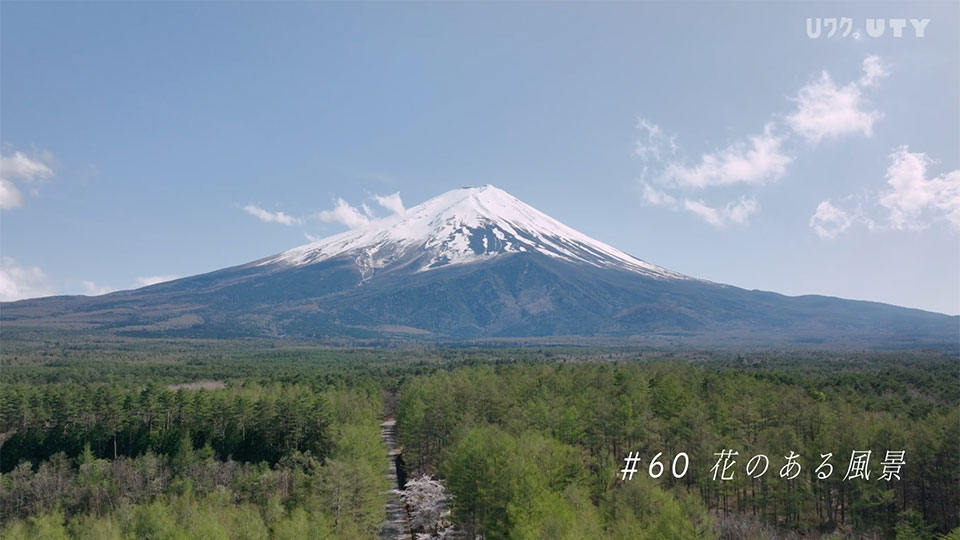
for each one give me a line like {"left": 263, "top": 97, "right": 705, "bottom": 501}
{"left": 380, "top": 400, "right": 411, "bottom": 539}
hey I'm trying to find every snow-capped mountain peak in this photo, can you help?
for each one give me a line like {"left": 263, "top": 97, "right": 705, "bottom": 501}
{"left": 261, "top": 185, "right": 687, "bottom": 279}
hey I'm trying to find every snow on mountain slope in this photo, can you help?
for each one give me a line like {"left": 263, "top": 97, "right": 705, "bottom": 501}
{"left": 260, "top": 185, "right": 688, "bottom": 280}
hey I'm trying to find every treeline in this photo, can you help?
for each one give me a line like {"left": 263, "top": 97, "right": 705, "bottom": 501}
{"left": 2, "top": 339, "right": 958, "bottom": 539}
{"left": 441, "top": 423, "right": 716, "bottom": 539}
{"left": 0, "top": 334, "right": 545, "bottom": 388}
{"left": 397, "top": 362, "right": 960, "bottom": 539}
{"left": 1, "top": 383, "right": 336, "bottom": 469}
{"left": 0, "top": 387, "right": 387, "bottom": 540}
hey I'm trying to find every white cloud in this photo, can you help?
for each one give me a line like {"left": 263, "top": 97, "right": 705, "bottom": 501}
{"left": 0, "top": 150, "right": 55, "bottom": 210}
{"left": 0, "top": 178, "right": 24, "bottom": 210}
{"left": 634, "top": 117, "right": 677, "bottom": 162}
{"left": 786, "top": 62, "right": 884, "bottom": 143}
{"left": 316, "top": 197, "right": 371, "bottom": 229}
{"left": 809, "top": 200, "right": 854, "bottom": 239}
{"left": 640, "top": 182, "right": 677, "bottom": 207}
{"left": 0, "top": 257, "right": 55, "bottom": 301}
{"left": 243, "top": 204, "right": 301, "bottom": 225}
{"left": 682, "top": 200, "right": 724, "bottom": 227}
{"left": 246, "top": 192, "right": 404, "bottom": 234}
{"left": 373, "top": 192, "right": 405, "bottom": 215}
{"left": 636, "top": 56, "right": 895, "bottom": 233}
{"left": 725, "top": 197, "right": 759, "bottom": 224}
{"left": 809, "top": 147, "right": 958, "bottom": 239}
{"left": 82, "top": 280, "right": 116, "bottom": 296}
{"left": 361, "top": 202, "right": 375, "bottom": 218}
{"left": 663, "top": 124, "right": 792, "bottom": 188}
{"left": 879, "top": 146, "right": 960, "bottom": 230}
{"left": 0, "top": 151, "right": 53, "bottom": 182}
{"left": 136, "top": 275, "right": 178, "bottom": 287}
{"left": 80, "top": 275, "right": 178, "bottom": 295}
{"left": 4, "top": 266, "right": 186, "bottom": 300}
{"left": 859, "top": 56, "right": 889, "bottom": 88}
{"left": 682, "top": 197, "right": 758, "bottom": 228}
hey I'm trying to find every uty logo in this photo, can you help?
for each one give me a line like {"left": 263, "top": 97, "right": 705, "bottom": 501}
{"left": 806, "top": 18, "right": 930, "bottom": 39}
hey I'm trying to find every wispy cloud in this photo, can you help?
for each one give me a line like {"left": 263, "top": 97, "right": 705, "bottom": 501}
{"left": 683, "top": 197, "right": 759, "bottom": 228}
{"left": 0, "top": 257, "right": 55, "bottom": 301}
{"left": 0, "top": 150, "right": 55, "bottom": 210}
{"left": 245, "top": 192, "right": 407, "bottom": 235}
{"left": 81, "top": 275, "right": 181, "bottom": 296}
{"left": 809, "top": 200, "right": 855, "bottom": 239}
{"left": 136, "top": 275, "right": 178, "bottom": 287}
{"left": 1, "top": 151, "right": 54, "bottom": 181}
{"left": 0, "top": 179, "right": 23, "bottom": 210}
{"left": 807, "top": 146, "right": 959, "bottom": 238}
{"left": 316, "top": 197, "right": 371, "bottom": 229}
{"left": 82, "top": 280, "right": 116, "bottom": 296}
{"left": 635, "top": 118, "right": 781, "bottom": 226}
{"left": 635, "top": 117, "right": 677, "bottom": 162}
{"left": 372, "top": 192, "right": 405, "bottom": 215}
{"left": 2, "top": 264, "right": 182, "bottom": 301}
{"left": 880, "top": 146, "right": 960, "bottom": 230}
{"left": 361, "top": 202, "right": 375, "bottom": 218}
{"left": 243, "top": 204, "right": 302, "bottom": 225}
{"left": 313, "top": 192, "right": 407, "bottom": 231}
{"left": 858, "top": 55, "right": 889, "bottom": 88}
{"left": 662, "top": 124, "right": 792, "bottom": 188}
{"left": 640, "top": 182, "right": 677, "bottom": 207}
{"left": 637, "top": 56, "right": 891, "bottom": 230}
{"left": 786, "top": 57, "right": 885, "bottom": 144}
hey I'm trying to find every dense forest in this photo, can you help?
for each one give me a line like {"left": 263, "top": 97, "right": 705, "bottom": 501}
{"left": 397, "top": 360, "right": 959, "bottom": 539}
{"left": 1, "top": 332, "right": 958, "bottom": 539}
{"left": 0, "top": 381, "right": 387, "bottom": 539}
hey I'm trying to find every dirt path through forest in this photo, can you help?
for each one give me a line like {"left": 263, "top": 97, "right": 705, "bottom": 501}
{"left": 379, "top": 397, "right": 411, "bottom": 539}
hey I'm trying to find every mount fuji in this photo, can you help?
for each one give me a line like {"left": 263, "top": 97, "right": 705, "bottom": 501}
{"left": 2, "top": 185, "right": 956, "bottom": 347}
{"left": 261, "top": 185, "right": 686, "bottom": 279}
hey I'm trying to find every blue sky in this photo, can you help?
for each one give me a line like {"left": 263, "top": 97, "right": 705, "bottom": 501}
{"left": 1, "top": 1, "right": 957, "bottom": 315}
